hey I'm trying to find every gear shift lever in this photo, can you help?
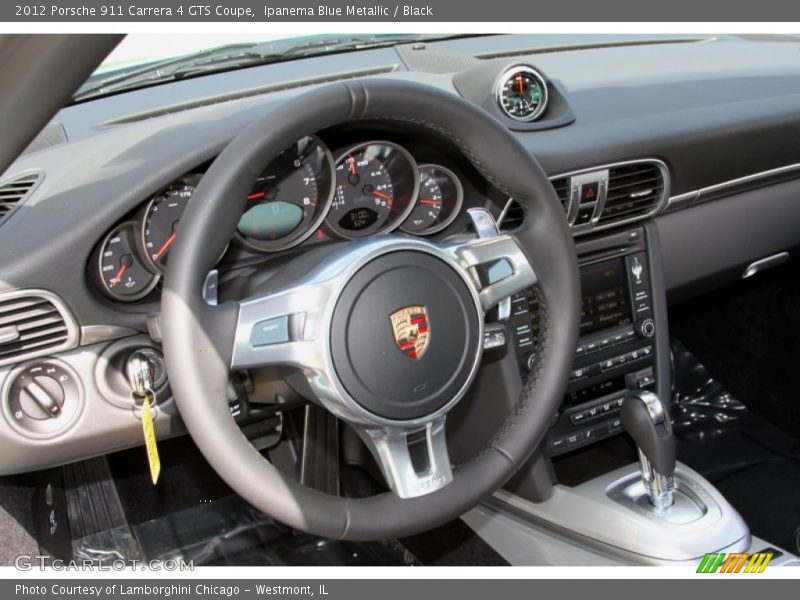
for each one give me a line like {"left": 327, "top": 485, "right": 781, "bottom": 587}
{"left": 621, "top": 390, "right": 676, "bottom": 509}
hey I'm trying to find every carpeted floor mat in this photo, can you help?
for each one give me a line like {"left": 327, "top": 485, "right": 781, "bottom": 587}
{"left": 0, "top": 473, "right": 40, "bottom": 566}
{"left": 671, "top": 339, "right": 800, "bottom": 553}
{"left": 669, "top": 262, "right": 800, "bottom": 438}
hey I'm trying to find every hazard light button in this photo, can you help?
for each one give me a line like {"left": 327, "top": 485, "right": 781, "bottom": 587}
{"left": 580, "top": 182, "right": 599, "bottom": 204}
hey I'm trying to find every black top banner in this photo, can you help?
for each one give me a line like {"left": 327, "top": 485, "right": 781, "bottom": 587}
{"left": 3, "top": 0, "right": 800, "bottom": 22}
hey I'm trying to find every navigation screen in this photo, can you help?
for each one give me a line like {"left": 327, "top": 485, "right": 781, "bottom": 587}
{"left": 526, "top": 257, "right": 632, "bottom": 338}
{"left": 578, "top": 258, "right": 633, "bottom": 335}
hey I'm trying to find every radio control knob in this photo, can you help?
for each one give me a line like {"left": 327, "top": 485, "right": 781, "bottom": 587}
{"left": 636, "top": 318, "right": 656, "bottom": 339}
{"left": 523, "top": 352, "right": 537, "bottom": 372}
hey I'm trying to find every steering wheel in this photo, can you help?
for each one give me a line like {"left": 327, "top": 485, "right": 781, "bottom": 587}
{"left": 161, "top": 79, "right": 580, "bottom": 541}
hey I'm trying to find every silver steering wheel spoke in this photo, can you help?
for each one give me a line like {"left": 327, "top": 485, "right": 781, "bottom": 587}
{"left": 229, "top": 278, "right": 335, "bottom": 372}
{"left": 362, "top": 417, "right": 452, "bottom": 499}
{"left": 444, "top": 209, "right": 538, "bottom": 312}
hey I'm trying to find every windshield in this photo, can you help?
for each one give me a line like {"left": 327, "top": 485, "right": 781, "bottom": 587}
{"left": 97, "top": 34, "right": 290, "bottom": 73}
{"left": 76, "top": 33, "right": 468, "bottom": 102}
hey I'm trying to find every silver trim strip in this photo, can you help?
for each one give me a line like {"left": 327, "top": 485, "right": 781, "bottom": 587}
{"left": 0, "top": 289, "right": 80, "bottom": 368}
{"left": 742, "top": 251, "right": 790, "bottom": 279}
{"left": 666, "top": 162, "right": 800, "bottom": 212}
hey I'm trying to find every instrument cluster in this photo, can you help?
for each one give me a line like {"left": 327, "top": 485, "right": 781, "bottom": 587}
{"left": 92, "top": 136, "right": 466, "bottom": 302}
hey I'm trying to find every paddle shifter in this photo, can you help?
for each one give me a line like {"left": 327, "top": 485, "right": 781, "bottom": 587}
{"left": 621, "top": 390, "right": 676, "bottom": 509}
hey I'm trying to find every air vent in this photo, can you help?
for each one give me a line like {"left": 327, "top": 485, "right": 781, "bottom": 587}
{"left": 0, "top": 172, "right": 42, "bottom": 225}
{"left": 498, "top": 179, "right": 571, "bottom": 231}
{"left": 498, "top": 199, "right": 524, "bottom": 231}
{"left": 598, "top": 162, "right": 666, "bottom": 225}
{"left": 0, "top": 290, "right": 79, "bottom": 367}
{"left": 551, "top": 176, "right": 571, "bottom": 214}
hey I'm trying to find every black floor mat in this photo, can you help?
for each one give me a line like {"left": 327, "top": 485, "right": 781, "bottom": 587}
{"left": 108, "top": 435, "right": 233, "bottom": 525}
{"left": 670, "top": 339, "right": 800, "bottom": 553}
{"left": 107, "top": 440, "right": 504, "bottom": 565}
{"left": 670, "top": 262, "right": 800, "bottom": 437}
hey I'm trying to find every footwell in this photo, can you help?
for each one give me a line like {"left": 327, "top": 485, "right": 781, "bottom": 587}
{"left": 671, "top": 339, "right": 800, "bottom": 553}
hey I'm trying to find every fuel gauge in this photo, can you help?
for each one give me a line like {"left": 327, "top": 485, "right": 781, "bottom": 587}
{"left": 98, "top": 223, "right": 158, "bottom": 301}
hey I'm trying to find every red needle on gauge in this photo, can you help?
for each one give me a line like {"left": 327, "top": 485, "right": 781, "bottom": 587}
{"left": 371, "top": 190, "right": 393, "bottom": 202}
{"left": 348, "top": 154, "right": 357, "bottom": 175}
{"left": 247, "top": 191, "right": 266, "bottom": 200}
{"left": 109, "top": 264, "right": 127, "bottom": 288}
{"left": 419, "top": 198, "right": 441, "bottom": 206}
{"left": 517, "top": 73, "right": 524, "bottom": 94}
{"left": 152, "top": 231, "right": 177, "bottom": 262}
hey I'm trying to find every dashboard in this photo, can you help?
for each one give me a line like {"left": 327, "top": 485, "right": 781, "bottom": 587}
{"left": 4, "top": 33, "right": 800, "bottom": 476}
{"left": 89, "top": 128, "right": 501, "bottom": 306}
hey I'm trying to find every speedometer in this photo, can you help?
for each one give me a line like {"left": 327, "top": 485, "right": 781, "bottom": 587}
{"left": 141, "top": 176, "right": 200, "bottom": 273}
{"left": 326, "top": 141, "right": 419, "bottom": 239}
{"left": 236, "top": 136, "right": 334, "bottom": 252}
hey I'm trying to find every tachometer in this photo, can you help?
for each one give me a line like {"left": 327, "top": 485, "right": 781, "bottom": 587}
{"left": 496, "top": 65, "right": 548, "bottom": 122}
{"left": 236, "top": 136, "right": 334, "bottom": 252}
{"left": 401, "top": 164, "right": 463, "bottom": 235}
{"left": 326, "top": 141, "right": 419, "bottom": 239}
{"left": 98, "top": 223, "right": 158, "bottom": 301}
{"left": 141, "top": 176, "right": 200, "bottom": 272}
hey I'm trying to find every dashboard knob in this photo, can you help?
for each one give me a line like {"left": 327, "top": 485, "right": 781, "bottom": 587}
{"left": 4, "top": 360, "right": 81, "bottom": 436}
{"left": 524, "top": 352, "right": 537, "bottom": 372}
{"left": 636, "top": 318, "right": 656, "bottom": 339}
{"left": 19, "top": 375, "right": 64, "bottom": 419}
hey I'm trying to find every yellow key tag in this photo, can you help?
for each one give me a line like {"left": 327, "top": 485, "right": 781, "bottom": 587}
{"left": 141, "top": 393, "right": 161, "bottom": 485}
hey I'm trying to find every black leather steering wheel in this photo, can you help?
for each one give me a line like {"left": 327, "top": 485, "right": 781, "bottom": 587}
{"left": 161, "top": 79, "right": 580, "bottom": 540}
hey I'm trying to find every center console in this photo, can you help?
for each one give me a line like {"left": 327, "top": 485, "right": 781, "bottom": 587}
{"left": 509, "top": 226, "right": 660, "bottom": 456}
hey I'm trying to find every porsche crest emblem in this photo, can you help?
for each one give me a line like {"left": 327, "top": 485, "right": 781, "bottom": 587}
{"left": 389, "top": 306, "right": 430, "bottom": 360}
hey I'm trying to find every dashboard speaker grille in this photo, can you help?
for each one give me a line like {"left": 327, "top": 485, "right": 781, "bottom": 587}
{"left": 0, "top": 290, "right": 79, "bottom": 367}
{"left": 0, "top": 172, "right": 43, "bottom": 226}
{"left": 598, "top": 163, "right": 666, "bottom": 225}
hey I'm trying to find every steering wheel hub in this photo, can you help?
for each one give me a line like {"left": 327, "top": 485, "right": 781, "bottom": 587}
{"left": 330, "top": 250, "right": 483, "bottom": 421}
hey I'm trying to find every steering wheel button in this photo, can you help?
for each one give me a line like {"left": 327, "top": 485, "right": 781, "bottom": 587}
{"left": 251, "top": 316, "right": 289, "bottom": 346}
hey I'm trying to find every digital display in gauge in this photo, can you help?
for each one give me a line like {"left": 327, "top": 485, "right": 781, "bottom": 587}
{"left": 237, "top": 136, "right": 334, "bottom": 252}
{"left": 142, "top": 178, "right": 198, "bottom": 272}
{"left": 401, "top": 164, "right": 464, "bottom": 235}
{"left": 339, "top": 207, "right": 380, "bottom": 231}
{"left": 98, "top": 224, "right": 157, "bottom": 301}
{"left": 326, "top": 141, "right": 419, "bottom": 239}
{"left": 497, "top": 66, "right": 548, "bottom": 122}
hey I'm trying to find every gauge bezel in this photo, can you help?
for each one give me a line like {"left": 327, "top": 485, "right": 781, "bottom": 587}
{"left": 97, "top": 221, "right": 159, "bottom": 302}
{"left": 326, "top": 140, "right": 420, "bottom": 240}
{"left": 234, "top": 135, "right": 336, "bottom": 253}
{"left": 140, "top": 174, "right": 202, "bottom": 274}
{"left": 495, "top": 65, "right": 549, "bottom": 123}
{"left": 400, "top": 163, "right": 464, "bottom": 236}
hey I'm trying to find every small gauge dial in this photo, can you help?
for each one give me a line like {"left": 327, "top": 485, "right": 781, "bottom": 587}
{"left": 326, "top": 141, "right": 419, "bottom": 239}
{"left": 401, "top": 164, "right": 464, "bottom": 235}
{"left": 98, "top": 223, "right": 158, "bottom": 301}
{"left": 236, "top": 136, "right": 334, "bottom": 252}
{"left": 142, "top": 177, "right": 199, "bottom": 272}
{"left": 496, "top": 66, "right": 548, "bottom": 122}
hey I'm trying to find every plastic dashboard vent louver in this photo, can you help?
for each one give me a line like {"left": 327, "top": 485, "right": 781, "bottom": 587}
{"left": 0, "top": 172, "right": 42, "bottom": 225}
{"left": 0, "top": 290, "right": 78, "bottom": 367}
{"left": 598, "top": 163, "right": 665, "bottom": 225}
{"left": 498, "top": 177, "right": 570, "bottom": 232}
